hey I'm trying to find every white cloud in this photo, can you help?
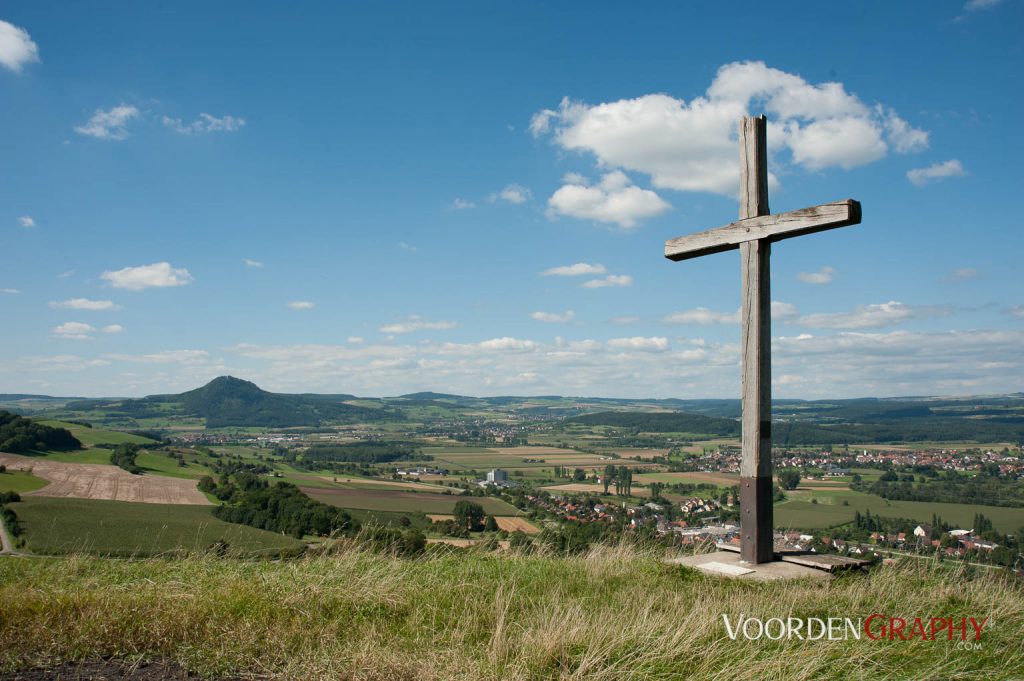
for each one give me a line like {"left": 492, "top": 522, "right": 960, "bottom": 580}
{"left": 51, "top": 322, "right": 96, "bottom": 341}
{"left": 105, "top": 349, "right": 211, "bottom": 364}
{"left": 101, "top": 324, "right": 124, "bottom": 334}
{"left": 244, "top": 259, "right": 264, "bottom": 268}
{"left": 547, "top": 170, "right": 670, "bottom": 229}
{"left": 531, "top": 310, "right": 575, "bottom": 323}
{"left": 490, "top": 183, "right": 532, "bottom": 204}
{"left": 610, "top": 315, "right": 640, "bottom": 325}
{"left": 0, "top": 20, "right": 40, "bottom": 73}
{"left": 532, "top": 61, "right": 927, "bottom": 196}
{"left": 49, "top": 298, "right": 120, "bottom": 311}
{"left": 797, "top": 301, "right": 950, "bottom": 329}
{"left": 582, "top": 274, "right": 632, "bottom": 288}
{"left": 944, "top": 267, "right": 979, "bottom": 282}
{"left": 1, "top": 288, "right": 19, "bottom": 294}
{"left": 347, "top": 336, "right": 365, "bottom": 344}
{"left": 772, "top": 301, "right": 799, "bottom": 320}
{"left": 540, "top": 262, "right": 607, "bottom": 277}
{"left": 798, "top": 266, "right": 836, "bottom": 285}
{"left": 17, "top": 215, "right": 35, "bottom": 228}
{"left": 379, "top": 316, "right": 457, "bottom": 334}
{"left": 451, "top": 198, "right": 475, "bottom": 210}
{"left": 1008, "top": 305, "right": 1024, "bottom": 319}
{"left": 398, "top": 242, "right": 417, "bottom": 253}
{"left": 907, "top": 159, "right": 966, "bottom": 186}
{"left": 162, "top": 113, "right": 245, "bottom": 134}
{"left": 101, "top": 262, "right": 193, "bottom": 290}
{"left": 607, "top": 336, "right": 669, "bottom": 351}
{"left": 965, "top": 0, "right": 1002, "bottom": 10}
{"left": 74, "top": 104, "right": 140, "bottom": 141}
{"left": 662, "top": 307, "right": 740, "bottom": 325}
{"left": 287, "top": 301, "right": 315, "bottom": 310}
{"left": 477, "top": 337, "right": 538, "bottom": 351}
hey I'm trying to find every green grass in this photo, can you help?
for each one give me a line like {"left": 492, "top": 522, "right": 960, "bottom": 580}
{"left": 11, "top": 497, "right": 303, "bottom": 557}
{"left": 25, "top": 448, "right": 114, "bottom": 464}
{"left": 775, "top": 488, "right": 1024, "bottom": 533}
{"left": 0, "top": 546, "right": 1019, "bottom": 679}
{"left": 0, "top": 470, "right": 48, "bottom": 494}
{"left": 302, "top": 486, "right": 520, "bottom": 515}
{"left": 37, "top": 420, "right": 158, "bottom": 446}
{"left": 134, "top": 450, "right": 213, "bottom": 479}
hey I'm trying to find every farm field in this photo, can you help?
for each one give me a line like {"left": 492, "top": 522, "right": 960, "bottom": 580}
{"left": 301, "top": 486, "right": 520, "bottom": 515}
{"left": 0, "top": 453, "right": 209, "bottom": 505}
{"left": 0, "top": 469, "right": 48, "bottom": 494}
{"left": 774, "top": 489, "right": 1024, "bottom": 533}
{"left": 426, "top": 514, "right": 540, "bottom": 533}
{"left": 12, "top": 497, "right": 302, "bottom": 557}
{"left": 633, "top": 471, "right": 739, "bottom": 487}
{"left": 542, "top": 482, "right": 652, "bottom": 499}
{"left": 37, "top": 420, "right": 158, "bottom": 447}
{"left": 424, "top": 446, "right": 615, "bottom": 470}
{"left": 22, "top": 448, "right": 115, "bottom": 465}
{"left": 610, "top": 448, "right": 669, "bottom": 459}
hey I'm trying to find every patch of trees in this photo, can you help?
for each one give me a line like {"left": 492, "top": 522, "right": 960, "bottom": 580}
{"left": 851, "top": 469, "right": 1024, "bottom": 507}
{"left": 777, "top": 470, "right": 801, "bottom": 490}
{"left": 453, "top": 500, "right": 486, "bottom": 532}
{"left": 0, "top": 491, "right": 21, "bottom": 539}
{"left": 209, "top": 472, "right": 359, "bottom": 539}
{"left": 602, "top": 464, "right": 634, "bottom": 496}
{"left": 0, "top": 411, "right": 81, "bottom": 453}
{"left": 110, "top": 443, "right": 142, "bottom": 474}
{"left": 303, "top": 442, "right": 421, "bottom": 465}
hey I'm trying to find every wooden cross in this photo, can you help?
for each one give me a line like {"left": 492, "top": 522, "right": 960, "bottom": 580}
{"left": 664, "top": 115, "right": 862, "bottom": 564}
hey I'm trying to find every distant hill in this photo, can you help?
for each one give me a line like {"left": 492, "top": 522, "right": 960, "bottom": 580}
{"left": 65, "top": 376, "right": 399, "bottom": 428}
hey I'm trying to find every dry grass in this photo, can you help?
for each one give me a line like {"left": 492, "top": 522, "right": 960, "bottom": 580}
{"left": 0, "top": 544, "right": 1020, "bottom": 680}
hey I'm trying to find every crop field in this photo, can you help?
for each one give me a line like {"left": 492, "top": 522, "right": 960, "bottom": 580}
{"left": 611, "top": 448, "right": 670, "bottom": 459}
{"left": 37, "top": 420, "right": 158, "bottom": 447}
{"left": 633, "top": 471, "right": 739, "bottom": 487}
{"left": 0, "top": 453, "right": 209, "bottom": 505}
{"left": 774, "top": 488, "right": 1024, "bottom": 533}
{"left": 0, "top": 469, "right": 48, "bottom": 494}
{"left": 23, "top": 448, "right": 115, "bottom": 465}
{"left": 301, "top": 486, "right": 520, "bottom": 515}
{"left": 11, "top": 497, "right": 302, "bottom": 557}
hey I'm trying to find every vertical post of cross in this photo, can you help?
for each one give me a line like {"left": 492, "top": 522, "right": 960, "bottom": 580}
{"left": 738, "top": 115, "right": 774, "bottom": 564}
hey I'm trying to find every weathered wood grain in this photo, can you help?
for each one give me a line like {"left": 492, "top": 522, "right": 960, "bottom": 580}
{"left": 665, "top": 199, "right": 861, "bottom": 261}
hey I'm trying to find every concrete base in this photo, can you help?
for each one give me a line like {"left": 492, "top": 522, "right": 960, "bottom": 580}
{"left": 667, "top": 551, "right": 830, "bottom": 581}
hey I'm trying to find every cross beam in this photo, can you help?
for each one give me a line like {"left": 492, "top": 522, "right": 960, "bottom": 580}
{"left": 663, "top": 115, "right": 862, "bottom": 564}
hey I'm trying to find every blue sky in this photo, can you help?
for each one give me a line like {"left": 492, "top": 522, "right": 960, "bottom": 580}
{"left": 2, "top": 1, "right": 1022, "bottom": 398}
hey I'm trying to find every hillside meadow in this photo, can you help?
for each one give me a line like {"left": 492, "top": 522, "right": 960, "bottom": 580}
{"left": 0, "top": 545, "right": 1020, "bottom": 679}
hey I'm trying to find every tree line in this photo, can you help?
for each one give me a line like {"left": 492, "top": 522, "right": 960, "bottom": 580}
{"left": 0, "top": 411, "right": 80, "bottom": 454}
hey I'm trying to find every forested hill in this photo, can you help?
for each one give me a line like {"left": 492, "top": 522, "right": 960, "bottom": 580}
{"left": 0, "top": 411, "right": 81, "bottom": 453}
{"left": 64, "top": 376, "right": 399, "bottom": 428}
{"left": 569, "top": 409, "right": 1024, "bottom": 445}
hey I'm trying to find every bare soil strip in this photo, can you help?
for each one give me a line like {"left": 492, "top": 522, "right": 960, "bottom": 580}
{"left": 0, "top": 453, "right": 210, "bottom": 506}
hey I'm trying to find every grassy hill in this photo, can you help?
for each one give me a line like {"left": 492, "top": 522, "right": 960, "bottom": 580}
{"left": 0, "top": 546, "right": 1019, "bottom": 679}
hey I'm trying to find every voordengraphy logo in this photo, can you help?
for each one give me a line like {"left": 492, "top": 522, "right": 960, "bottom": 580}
{"left": 722, "top": 614, "right": 989, "bottom": 642}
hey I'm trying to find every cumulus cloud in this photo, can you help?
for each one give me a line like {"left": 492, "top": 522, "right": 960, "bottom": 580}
{"left": 772, "top": 301, "right": 799, "bottom": 320}
{"left": 17, "top": 215, "right": 35, "bottom": 228}
{"left": 582, "top": 274, "right": 633, "bottom": 288}
{"left": 0, "top": 20, "right": 40, "bottom": 72}
{"left": 1, "top": 288, "right": 19, "bottom": 294}
{"left": 531, "top": 61, "right": 927, "bottom": 196}
{"left": 798, "top": 266, "right": 836, "bottom": 284}
{"left": 490, "top": 183, "right": 532, "bottom": 204}
{"left": 74, "top": 104, "right": 140, "bottom": 141}
{"left": 540, "top": 262, "right": 607, "bottom": 277}
{"left": 51, "top": 322, "right": 96, "bottom": 340}
{"left": 531, "top": 310, "right": 575, "bottom": 323}
{"left": 607, "top": 336, "right": 669, "bottom": 351}
{"left": 49, "top": 298, "right": 120, "bottom": 311}
{"left": 797, "top": 301, "right": 949, "bottom": 329}
{"left": 451, "top": 198, "right": 475, "bottom": 210}
{"left": 379, "top": 316, "right": 457, "bottom": 334}
{"left": 101, "top": 324, "right": 124, "bottom": 334}
{"left": 547, "top": 170, "right": 670, "bottom": 229}
{"left": 244, "top": 259, "right": 264, "bottom": 268}
{"left": 101, "top": 262, "right": 193, "bottom": 290}
{"left": 662, "top": 307, "right": 740, "bottom": 325}
{"left": 347, "top": 336, "right": 365, "bottom": 344}
{"left": 162, "top": 113, "right": 245, "bottom": 134}
{"left": 287, "top": 301, "right": 315, "bottom": 310}
{"left": 907, "top": 159, "right": 965, "bottom": 187}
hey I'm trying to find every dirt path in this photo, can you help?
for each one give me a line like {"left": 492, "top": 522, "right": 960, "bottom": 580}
{"left": 0, "top": 453, "right": 210, "bottom": 506}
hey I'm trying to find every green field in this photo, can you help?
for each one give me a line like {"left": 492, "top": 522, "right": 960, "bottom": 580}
{"left": 38, "top": 420, "right": 158, "bottom": 447}
{"left": 302, "top": 486, "right": 520, "bottom": 515}
{"left": 24, "top": 447, "right": 114, "bottom": 464}
{"left": 134, "top": 450, "right": 213, "bottom": 479}
{"left": 0, "top": 470, "right": 48, "bottom": 494}
{"left": 775, "top": 488, "right": 1024, "bottom": 533}
{"left": 13, "top": 497, "right": 303, "bottom": 557}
